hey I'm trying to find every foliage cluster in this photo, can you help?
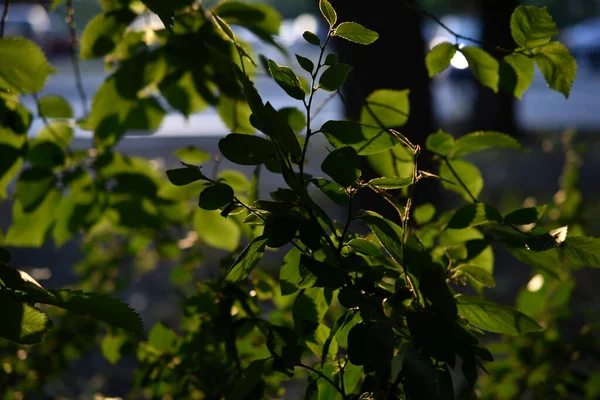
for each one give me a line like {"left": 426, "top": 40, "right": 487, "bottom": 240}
{"left": 0, "top": 0, "right": 599, "bottom": 399}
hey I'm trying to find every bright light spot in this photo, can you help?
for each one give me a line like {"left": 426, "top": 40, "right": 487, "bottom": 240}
{"left": 249, "top": 290, "right": 257, "bottom": 297}
{"left": 450, "top": 52, "right": 469, "bottom": 70}
{"left": 30, "top": 268, "right": 52, "bottom": 281}
{"left": 523, "top": 197, "right": 537, "bottom": 208}
{"left": 292, "top": 14, "right": 318, "bottom": 42}
{"left": 17, "top": 350, "right": 27, "bottom": 360}
{"left": 3, "top": 363, "right": 12, "bottom": 373}
{"left": 553, "top": 190, "right": 567, "bottom": 206}
{"left": 231, "top": 306, "right": 239, "bottom": 316}
{"left": 128, "top": 293, "right": 148, "bottom": 312}
{"left": 527, "top": 274, "right": 544, "bottom": 292}
{"left": 18, "top": 270, "right": 43, "bottom": 288}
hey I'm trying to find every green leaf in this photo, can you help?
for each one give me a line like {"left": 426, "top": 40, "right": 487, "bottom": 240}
{"left": 280, "top": 247, "right": 303, "bottom": 295}
{"left": 148, "top": 321, "right": 179, "bottom": 353}
{"left": 447, "top": 203, "right": 502, "bottom": 230}
{"left": 218, "top": 170, "right": 250, "bottom": 193}
{"left": 268, "top": 60, "right": 305, "bottom": 100}
{"left": 414, "top": 203, "right": 436, "bottom": 225}
{"left": 368, "top": 176, "right": 412, "bottom": 190}
{"left": 321, "top": 120, "right": 400, "bottom": 155}
{"left": 426, "top": 130, "right": 455, "bottom": 156}
{"left": 0, "top": 144, "right": 22, "bottom": 199}
{"left": 215, "top": 2, "right": 281, "bottom": 39}
{"left": 4, "top": 190, "right": 60, "bottom": 247}
{"left": 228, "top": 359, "right": 267, "bottom": 400}
{"left": 162, "top": 72, "right": 209, "bottom": 117}
{"left": 261, "top": 102, "right": 303, "bottom": 162}
{"left": 321, "top": 147, "right": 361, "bottom": 186}
{"left": 360, "top": 89, "right": 410, "bottom": 128}
{"left": 456, "top": 296, "right": 542, "bottom": 334}
{"left": 219, "top": 133, "right": 278, "bottom": 165}
{"left": 28, "top": 141, "right": 65, "bottom": 169}
{"left": 0, "top": 291, "right": 51, "bottom": 344}
{"left": 198, "top": 183, "right": 234, "bottom": 210}
{"left": 141, "top": 0, "right": 175, "bottom": 28}
{"left": 510, "top": 6, "right": 558, "bottom": 49}
{"left": 461, "top": 46, "right": 499, "bottom": 92}
{"left": 38, "top": 95, "right": 73, "bottom": 118}
{"left": 455, "top": 265, "right": 496, "bottom": 288}
{"left": 0, "top": 38, "right": 55, "bottom": 94}
{"left": 79, "top": 10, "right": 137, "bottom": 59}
{"left": 500, "top": 53, "right": 535, "bottom": 100}
{"left": 36, "top": 120, "right": 74, "bottom": 148}
{"left": 278, "top": 107, "right": 306, "bottom": 134}
{"left": 564, "top": 236, "right": 600, "bottom": 268}
{"left": 303, "top": 31, "right": 321, "bottom": 46}
{"left": 318, "top": 63, "right": 352, "bottom": 92}
{"left": 16, "top": 167, "right": 57, "bottom": 213}
{"left": 101, "top": 333, "right": 127, "bottom": 364}
{"left": 324, "top": 53, "right": 338, "bottom": 66}
{"left": 225, "top": 236, "right": 268, "bottom": 282}
{"left": 296, "top": 54, "right": 314, "bottom": 73}
{"left": 319, "top": 0, "right": 337, "bottom": 27}
{"left": 426, "top": 42, "right": 457, "bottom": 78}
{"left": 299, "top": 256, "right": 346, "bottom": 289}
{"left": 194, "top": 208, "right": 241, "bottom": 251}
{"left": 534, "top": 42, "right": 577, "bottom": 99}
{"left": 174, "top": 146, "right": 210, "bottom": 165}
{"left": 451, "top": 131, "right": 523, "bottom": 158}
{"left": 347, "top": 238, "right": 381, "bottom": 256}
{"left": 264, "top": 215, "right": 300, "bottom": 248}
{"left": 311, "top": 178, "right": 349, "bottom": 205}
{"left": 218, "top": 94, "right": 255, "bottom": 134}
{"left": 359, "top": 210, "right": 404, "bottom": 266}
{"left": 333, "top": 22, "right": 379, "bottom": 45}
{"left": 504, "top": 206, "right": 546, "bottom": 225}
{"left": 439, "top": 159, "right": 483, "bottom": 201}
{"left": 166, "top": 167, "right": 206, "bottom": 186}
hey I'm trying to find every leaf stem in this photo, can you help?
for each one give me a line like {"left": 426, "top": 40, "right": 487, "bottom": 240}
{"left": 442, "top": 157, "right": 478, "bottom": 203}
{"left": 299, "top": 33, "right": 332, "bottom": 183}
{"left": 33, "top": 93, "right": 73, "bottom": 153}
{"left": 297, "top": 362, "right": 346, "bottom": 399}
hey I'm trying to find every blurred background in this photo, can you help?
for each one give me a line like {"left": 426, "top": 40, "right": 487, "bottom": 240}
{"left": 2, "top": 0, "right": 600, "bottom": 397}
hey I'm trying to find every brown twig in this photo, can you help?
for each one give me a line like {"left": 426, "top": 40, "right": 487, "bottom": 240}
{"left": 66, "top": 0, "right": 89, "bottom": 117}
{"left": 1, "top": 0, "right": 10, "bottom": 38}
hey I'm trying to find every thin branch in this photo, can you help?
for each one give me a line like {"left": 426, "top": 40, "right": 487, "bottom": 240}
{"left": 66, "top": 0, "right": 89, "bottom": 117}
{"left": 337, "top": 194, "right": 353, "bottom": 255}
{"left": 396, "top": 0, "right": 512, "bottom": 54}
{"left": 310, "top": 89, "right": 338, "bottom": 120}
{"left": 0, "top": 0, "right": 9, "bottom": 38}
{"left": 297, "top": 362, "right": 346, "bottom": 399}
{"left": 442, "top": 157, "right": 478, "bottom": 203}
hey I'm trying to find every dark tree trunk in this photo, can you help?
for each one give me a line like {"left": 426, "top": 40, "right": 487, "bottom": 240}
{"left": 472, "top": 0, "right": 519, "bottom": 136}
{"left": 331, "top": 0, "right": 437, "bottom": 218}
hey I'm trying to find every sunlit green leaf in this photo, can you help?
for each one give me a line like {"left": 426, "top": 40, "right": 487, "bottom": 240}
{"left": 455, "top": 265, "right": 496, "bottom": 288}
{"left": 0, "top": 291, "right": 51, "bottom": 344}
{"left": 534, "top": 42, "right": 577, "bottom": 99}
{"left": 38, "top": 95, "right": 73, "bottom": 118}
{"left": 79, "top": 10, "right": 137, "bottom": 59}
{"left": 439, "top": 159, "right": 483, "bottom": 201}
{"left": 0, "top": 38, "right": 55, "bottom": 94}
{"left": 310, "top": 178, "right": 349, "bottom": 205}
{"left": 500, "top": 53, "right": 535, "bottom": 99}
{"left": 334, "top": 22, "right": 379, "bottom": 45}
{"left": 319, "top": 0, "right": 337, "bottom": 27}
{"left": 451, "top": 131, "right": 523, "bottom": 158}
{"left": 564, "top": 236, "right": 600, "bottom": 268}
{"left": 368, "top": 176, "right": 412, "bottom": 190}
{"left": 426, "top": 130, "right": 455, "bottom": 156}
{"left": 268, "top": 60, "right": 305, "bottom": 100}
{"left": 456, "top": 296, "right": 542, "bottom": 334}
{"left": 461, "top": 46, "right": 499, "bottom": 92}
{"left": 426, "top": 42, "right": 457, "bottom": 77}
{"left": 194, "top": 208, "right": 241, "bottom": 251}
{"left": 510, "top": 6, "right": 558, "bottom": 48}
{"left": 447, "top": 203, "right": 502, "bottom": 229}
{"left": 321, "top": 120, "right": 399, "bottom": 155}
{"left": 360, "top": 89, "right": 410, "bottom": 128}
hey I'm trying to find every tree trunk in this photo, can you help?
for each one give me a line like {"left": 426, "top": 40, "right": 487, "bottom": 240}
{"left": 332, "top": 0, "right": 437, "bottom": 218}
{"left": 471, "top": 0, "right": 519, "bottom": 136}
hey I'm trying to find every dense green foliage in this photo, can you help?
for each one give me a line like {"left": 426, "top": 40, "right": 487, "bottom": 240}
{"left": 0, "top": 0, "right": 598, "bottom": 399}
